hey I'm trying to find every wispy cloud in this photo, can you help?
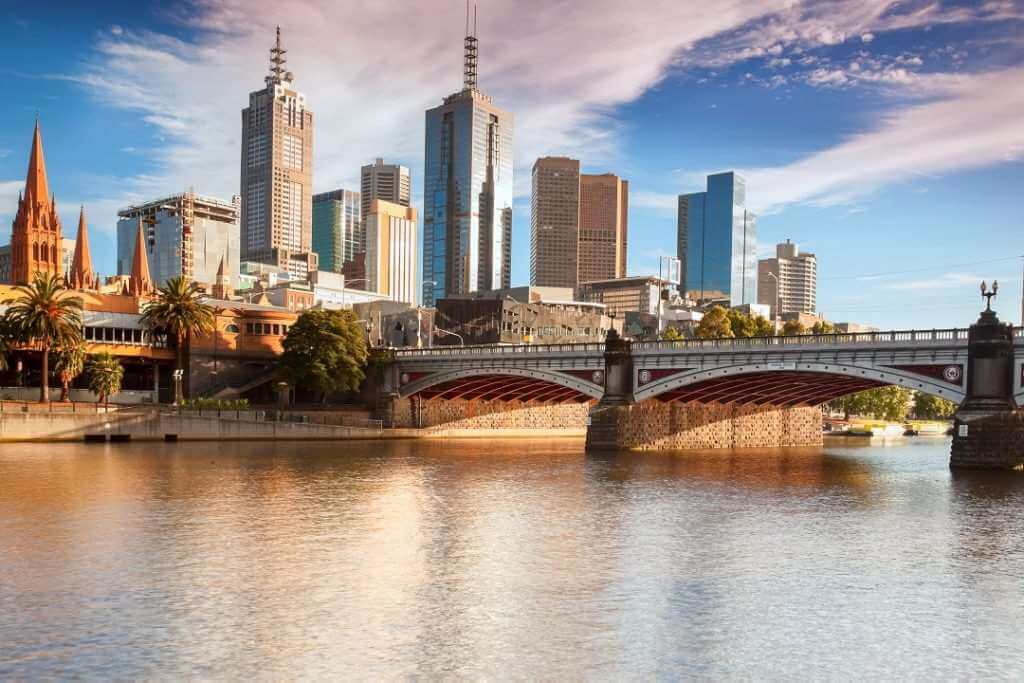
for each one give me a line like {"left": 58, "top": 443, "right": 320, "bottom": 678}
{"left": 883, "top": 272, "right": 985, "bottom": 291}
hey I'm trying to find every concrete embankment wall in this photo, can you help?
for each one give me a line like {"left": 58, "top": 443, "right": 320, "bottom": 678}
{"left": 0, "top": 412, "right": 408, "bottom": 443}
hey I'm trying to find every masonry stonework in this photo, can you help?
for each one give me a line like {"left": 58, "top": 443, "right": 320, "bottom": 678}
{"left": 587, "top": 400, "right": 822, "bottom": 451}
{"left": 950, "top": 411, "right": 1024, "bottom": 469}
{"left": 391, "top": 396, "right": 592, "bottom": 431}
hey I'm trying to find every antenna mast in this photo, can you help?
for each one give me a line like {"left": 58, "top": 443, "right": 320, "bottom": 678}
{"left": 270, "top": 26, "right": 288, "bottom": 83}
{"left": 463, "top": 2, "right": 478, "bottom": 91}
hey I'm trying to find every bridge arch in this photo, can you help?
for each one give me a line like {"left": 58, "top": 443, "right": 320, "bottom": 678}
{"left": 398, "top": 366, "right": 604, "bottom": 403}
{"left": 634, "top": 362, "right": 966, "bottom": 406}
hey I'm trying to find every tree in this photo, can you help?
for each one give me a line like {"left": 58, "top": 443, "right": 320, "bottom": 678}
{"left": 752, "top": 315, "right": 776, "bottom": 338}
{"left": 828, "top": 386, "right": 912, "bottom": 421}
{"left": 141, "top": 276, "right": 215, "bottom": 403}
{"left": 3, "top": 273, "right": 83, "bottom": 402}
{"left": 781, "top": 319, "right": 806, "bottom": 336}
{"left": 695, "top": 306, "right": 734, "bottom": 339}
{"left": 661, "top": 326, "right": 684, "bottom": 341}
{"left": 53, "top": 338, "right": 87, "bottom": 402}
{"left": 914, "top": 392, "right": 957, "bottom": 420}
{"left": 87, "top": 352, "right": 124, "bottom": 407}
{"left": 275, "top": 309, "right": 369, "bottom": 402}
{"left": 811, "top": 320, "right": 836, "bottom": 335}
{"left": 727, "top": 308, "right": 756, "bottom": 338}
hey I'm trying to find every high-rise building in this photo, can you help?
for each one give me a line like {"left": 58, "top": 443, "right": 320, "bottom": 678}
{"left": 422, "top": 8, "right": 514, "bottom": 306}
{"left": 9, "top": 120, "right": 63, "bottom": 285}
{"left": 312, "top": 189, "right": 361, "bottom": 274}
{"left": 360, "top": 159, "right": 410, "bottom": 218}
{"left": 240, "top": 28, "right": 317, "bottom": 280}
{"left": 758, "top": 239, "right": 817, "bottom": 319}
{"left": 531, "top": 157, "right": 580, "bottom": 288}
{"left": 530, "top": 157, "right": 628, "bottom": 289}
{"left": 366, "top": 199, "right": 418, "bottom": 306}
{"left": 579, "top": 173, "right": 628, "bottom": 284}
{"left": 117, "top": 193, "right": 240, "bottom": 291}
{"left": 677, "top": 171, "right": 757, "bottom": 306}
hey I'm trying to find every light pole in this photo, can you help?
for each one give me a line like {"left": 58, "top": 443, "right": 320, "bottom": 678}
{"left": 434, "top": 327, "right": 464, "bottom": 346}
{"left": 767, "top": 271, "right": 781, "bottom": 333}
{"left": 172, "top": 368, "right": 184, "bottom": 407}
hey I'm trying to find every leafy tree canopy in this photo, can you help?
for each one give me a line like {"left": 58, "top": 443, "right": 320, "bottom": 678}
{"left": 695, "top": 306, "right": 734, "bottom": 340}
{"left": 828, "top": 385, "right": 912, "bottom": 422}
{"left": 87, "top": 352, "right": 125, "bottom": 405}
{"left": 661, "top": 326, "right": 684, "bottom": 341}
{"left": 781, "top": 319, "right": 807, "bottom": 336}
{"left": 913, "top": 392, "right": 957, "bottom": 420}
{"left": 275, "top": 309, "right": 369, "bottom": 399}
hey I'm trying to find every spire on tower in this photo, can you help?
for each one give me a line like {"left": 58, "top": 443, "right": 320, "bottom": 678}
{"left": 129, "top": 219, "right": 153, "bottom": 296}
{"left": 24, "top": 118, "right": 50, "bottom": 207}
{"left": 269, "top": 26, "right": 288, "bottom": 83}
{"left": 69, "top": 206, "right": 95, "bottom": 290}
{"left": 463, "top": 2, "right": 478, "bottom": 91}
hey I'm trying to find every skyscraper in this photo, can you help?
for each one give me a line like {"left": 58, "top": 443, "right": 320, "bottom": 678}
{"left": 677, "top": 171, "right": 757, "bottom": 306}
{"left": 10, "top": 120, "right": 63, "bottom": 285}
{"left": 758, "top": 239, "right": 817, "bottom": 319}
{"left": 240, "top": 27, "right": 318, "bottom": 279}
{"left": 530, "top": 157, "right": 628, "bottom": 289}
{"left": 422, "top": 7, "right": 514, "bottom": 306}
{"left": 312, "top": 189, "right": 361, "bottom": 274}
{"left": 360, "top": 159, "right": 410, "bottom": 218}
{"left": 117, "top": 193, "right": 240, "bottom": 291}
{"left": 366, "top": 199, "right": 418, "bottom": 306}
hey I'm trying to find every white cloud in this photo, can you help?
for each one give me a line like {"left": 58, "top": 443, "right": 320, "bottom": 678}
{"left": 883, "top": 273, "right": 985, "bottom": 291}
{"left": 0, "top": 180, "right": 23, "bottom": 221}
{"left": 745, "top": 67, "right": 1024, "bottom": 213}
{"left": 861, "top": 32, "right": 875, "bottom": 43}
{"left": 631, "top": 190, "right": 679, "bottom": 211}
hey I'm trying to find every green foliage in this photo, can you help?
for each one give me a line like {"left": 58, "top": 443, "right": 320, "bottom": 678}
{"left": 751, "top": 315, "right": 776, "bottom": 338}
{"left": 828, "top": 385, "right": 913, "bottom": 421}
{"left": 695, "top": 306, "right": 734, "bottom": 339}
{"left": 727, "top": 309, "right": 756, "bottom": 338}
{"left": 661, "top": 326, "right": 684, "bottom": 341}
{"left": 53, "top": 338, "right": 87, "bottom": 402}
{"left": 3, "top": 273, "right": 83, "bottom": 402}
{"left": 141, "top": 275, "right": 215, "bottom": 369}
{"left": 811, "top": 320, "right": 837, "bottom": 335}
{"left": 181, "top": 398, "right": 250, "bottom": 410}
{"left": 87, "top": 352, "right": 125, "bottom": 406}
{"left": 913, "top": 392, "right": 957, "bottom": 420}
{"left": 781, "top": 319, "right": 807, "bottom": 336}
{"left": 275, "top": 309, "right": 369, "bottom": 400}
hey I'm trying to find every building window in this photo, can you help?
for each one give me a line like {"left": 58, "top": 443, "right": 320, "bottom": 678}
{"left": 282, "top": 134, "right": 303, "bottom": 170}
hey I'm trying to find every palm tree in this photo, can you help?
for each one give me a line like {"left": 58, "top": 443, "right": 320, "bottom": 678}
{"left": 140, "top": 276, "right": 214, "bottom": 403}
{"left": 53, "top": 339, "right": 87, "bottom": 402}
{"left": 4, "top": 273, "right": 83, "bottom": 402}
{"left": 87, "top": 352, "right": 124, "bottom": 407}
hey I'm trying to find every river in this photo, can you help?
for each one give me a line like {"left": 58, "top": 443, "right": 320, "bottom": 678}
{"left": 1, "top": 437, "right": 1022, "bottom": 679}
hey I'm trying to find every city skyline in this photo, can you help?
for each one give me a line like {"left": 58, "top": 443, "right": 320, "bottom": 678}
{"left": 0, "top": 1, "right": 1022, "bottom": 328}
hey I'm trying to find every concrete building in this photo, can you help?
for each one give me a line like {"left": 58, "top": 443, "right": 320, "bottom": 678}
{"left": 312, "top": 189, "right": 360, "bottom": 274}
{"left": 758, "top": 239, "right": 817, "bottom": 319}
{"left": 422, "top": 11, "right": 513, "bottom": 305}
{"left": 308, "top": 270, "right": 391, "bottom": 309}
{"left": 240, "top": 28, "right": 318, "bottom": 279}
{"left": 360, "top": 158, "right": 410, "bottom": 219}
{"left": 365, "top": 200, "right": 417, "bottom": 305}
{"left": 678, "top": 171, "right": 757, "bottom": 306}
{"left": 530, "top": 157, "right": 628, "bottom": 289}
{"left": 578, "top": 275, "right": 674, "bottom": 318}
{"left": 117, "top": 193, "right": 240, "bottom": 291}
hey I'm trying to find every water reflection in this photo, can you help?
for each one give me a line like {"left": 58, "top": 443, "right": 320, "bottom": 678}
{"left": 1, "top": 439, "right": 1022, "bottom": 678}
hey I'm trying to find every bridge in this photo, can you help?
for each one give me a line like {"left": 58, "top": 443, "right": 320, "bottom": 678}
{"left": 373, "top": 308, "right": 1024, "bottom": 469}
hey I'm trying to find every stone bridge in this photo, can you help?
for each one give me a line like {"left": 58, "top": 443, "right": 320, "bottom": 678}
{"left": 375, "top": 312, "right": 1024, "bottom": 469}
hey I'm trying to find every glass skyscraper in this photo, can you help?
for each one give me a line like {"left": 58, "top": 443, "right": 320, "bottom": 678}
{"left": 422, "top": 17, "right": 513, "bottom": 306}
{"left": 312, "top": 189, "right": 361, "bottom": 274}
{"left": 677, "top": 172, "right": 757, "bottom": 306}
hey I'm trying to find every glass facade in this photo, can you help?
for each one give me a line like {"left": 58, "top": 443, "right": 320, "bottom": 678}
{"left": 422, "top": 90, "right": 513, "bottom": 306}
{"left": 677, "top": 172, "right": 757, "bottom": 306}
{"left": 312, "top": 189, "right": 361, "bottom": 274}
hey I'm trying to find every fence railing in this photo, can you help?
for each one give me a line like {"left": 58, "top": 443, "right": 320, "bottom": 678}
{"left": 159, "top": 407, "right": 384, "bottom": 432}
{"left": 0, "top": 400, "right": 123, "bottom": 414}
{"left": 393, "top": 342, "right": 605, "bottom": 358}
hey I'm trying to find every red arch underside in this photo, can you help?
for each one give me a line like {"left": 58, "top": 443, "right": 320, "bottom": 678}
{"left": 655, "top": 371, "right": 886, "bottom": 407}
{"left": 414, "top": 374, "right": 592, "bottom": 403}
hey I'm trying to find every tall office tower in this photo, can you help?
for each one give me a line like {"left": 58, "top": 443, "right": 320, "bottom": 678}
{"left": 677, "top": 171, "right": 757, "bottom": 306}
{"left": 312, "top": 189, "right": 361, "bottom": 274}
{"left": 360, "top": 159, "right": 410, "bottom": 218}
{"left": 9, "top": 120, "right": 63, "bottom": 285}
{"left": 117, "top": 193, "right": 240, "bottom": 290}
{"left": 422, "top": 7, "right": 514, "bottom": 306}
{"left": 530, "top": 157, "right": 580, "bottom": 288}
{"left": 579, "top": 173, "right": 628, "bottom": 284}
{"left": 240, "top": 27, "right": 318, "bottom": 280}
{"left": 530, "top": 158, "right": 628, "bottom": 289}
{"left": 758, "top": 239, "right": 817, "bottom": 319}
{"left": 366, "top": 199, "right": 418, "bottom": 305}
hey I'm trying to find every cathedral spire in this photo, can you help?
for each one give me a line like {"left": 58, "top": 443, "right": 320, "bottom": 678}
{"left": 69, "top": 206, "right": 94, "bottom": 290}
{"left": 129, "top": 219, "right": 153, "bottom": 296}
{"left": 24, "top": 118, "right": 50, "bottom": 208}
{"left": 11, "top": 118, "right": 62, "bottom": 284}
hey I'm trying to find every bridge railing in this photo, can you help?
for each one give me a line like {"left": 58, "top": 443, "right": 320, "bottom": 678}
{"left": 634, "top": 328, "right": 970, "bottom": 352}
{"left": 392, "top": 342, "right": 605, "bottom": 358}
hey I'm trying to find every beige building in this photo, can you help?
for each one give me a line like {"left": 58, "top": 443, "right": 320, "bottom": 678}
{"left": 530, "top": 157, "right": 628, "bottom": 289}
{"left": 240, "top": 28, "right": 318, "bottom": 280}
{"left": 578, "top": 275, "right": 668, "bottom": 318}
{"left": 758, "top": 239, "right": 817, "bottom": 319}
{"left": 366, "top": 200, "right": 418, "bottom": 305}
{"left": 360, "top": 158, "right": 410, "bottom": 218}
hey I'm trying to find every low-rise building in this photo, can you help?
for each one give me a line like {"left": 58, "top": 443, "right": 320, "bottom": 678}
{"left": 577, "top": 275, "right": 674, "bottom": 318}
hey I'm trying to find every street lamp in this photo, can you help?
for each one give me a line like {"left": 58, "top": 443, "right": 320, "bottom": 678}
{"left": 434, "top": 327, "right": 464, "bottom": 346}
{"left": 767, "top": 271, "right": 781, "bottom": 333}
{"left": 172, "top": 368, "right": 184, "bottom": 406}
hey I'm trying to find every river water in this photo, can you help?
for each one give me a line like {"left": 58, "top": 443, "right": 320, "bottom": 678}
{"left": 1, "top": 437, "right": 1022, "bottom": 679}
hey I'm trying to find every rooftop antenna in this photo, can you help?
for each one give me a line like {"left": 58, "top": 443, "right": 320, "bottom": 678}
{"left": 269, "top": 26, "right": 287, "bottom": 82}
{"left": 463, "top": 1, "right": 478, "bottom": 91}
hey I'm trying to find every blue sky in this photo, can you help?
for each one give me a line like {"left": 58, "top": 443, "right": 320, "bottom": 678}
{"left": 1, "top": 0, "right": 1022, "bottom": 330}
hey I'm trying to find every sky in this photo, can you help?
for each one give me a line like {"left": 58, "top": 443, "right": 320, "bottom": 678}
{"left": 0, "top": 0, "right": 1022, "bottom": 330}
